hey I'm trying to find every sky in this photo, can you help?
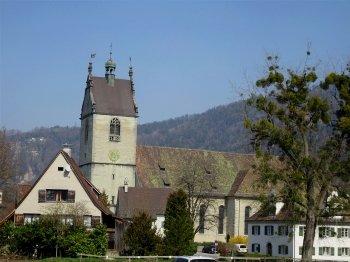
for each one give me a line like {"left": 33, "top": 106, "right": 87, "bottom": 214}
{"left": 0, "top": 1, "right": 349, "bottom": 131}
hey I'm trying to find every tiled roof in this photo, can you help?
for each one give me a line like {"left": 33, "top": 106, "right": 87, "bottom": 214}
{"left": 81, "top": 77, "right": 137, "bottom": 118}
{"left": 136, "top": 145, "right": 256, "bottom": 195}
{"left": 116, "top": 187, "right": 172, "bottom": 219}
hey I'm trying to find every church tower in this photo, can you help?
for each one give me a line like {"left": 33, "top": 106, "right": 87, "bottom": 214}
{"left": 79, "top": 53, "right": 138, "bottom": 211}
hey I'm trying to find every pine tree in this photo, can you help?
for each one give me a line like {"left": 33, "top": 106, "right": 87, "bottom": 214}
{"left": 123, "top": 212, "right": 160, "bottom": 255}
{"left": 163, "top": 189, "right": 194, "bottom": 256}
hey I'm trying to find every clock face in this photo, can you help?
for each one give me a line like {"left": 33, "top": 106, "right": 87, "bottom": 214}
{"left": 108, "top": 150, "right": 120, "bottom": 163}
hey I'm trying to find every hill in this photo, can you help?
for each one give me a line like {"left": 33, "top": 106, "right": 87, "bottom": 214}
{"left": 8, "top": 100, "right": 253, "bottom": 181}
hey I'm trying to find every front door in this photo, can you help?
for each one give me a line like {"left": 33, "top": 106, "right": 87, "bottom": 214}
{"left": 266, "top": 243, "right": 272, "bottom": 256}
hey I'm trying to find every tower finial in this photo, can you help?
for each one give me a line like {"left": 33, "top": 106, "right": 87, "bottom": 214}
{"left": 109, "top": 43, "right": 113, "bottom": 59}
{"left": 128, "top": 57, "right": 133, "bottom": 79}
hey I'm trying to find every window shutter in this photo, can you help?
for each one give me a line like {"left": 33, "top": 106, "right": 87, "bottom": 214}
{"left": 286, "top": 226, "right": 289, "bottom": 235}
{"left": 286, "top": 246, "right": 288, "bottom": 255}
{"left": 91, "top": 216, "right": 101, "bottom": 227}
{"left": 257, "top": 244, "right": 260, "bottom": 252}
{"left": 319, "top": 247, "right": 322, "bottom": 255}
{"left": 258, "top": 226, "right": 260, "bottom": 235}
{"left": 265, "top": 226, "right": 267, "bottom": 235}
{"left": 337, "top": 228, "right": 341, "bottom": 238}
{"left": 38, "top": 190, "right": 46, "bottom": 203}
{"left": 68, "top": 191, "right": 75, "bottom": 203}
{"left": 278, "top": 246, "right": 281, "bottom": 254}
{"left": 338, "top": 248, "right": 341, "bottom": 256}
{"left": 278, "top": 226, "right": 281, "bottom": 235}
{"left": 271, "top": 226, "right": 274, "bottom": 235}
{"left": 15, "top": 214, "right": 24, "bottom": 226}
{"left": 331, "top": 247, "right": 334, "bottom": 256}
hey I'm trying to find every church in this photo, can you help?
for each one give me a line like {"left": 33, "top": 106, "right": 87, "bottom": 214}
{"left": 0, "top": 53, "right": 261, "bottom": 250}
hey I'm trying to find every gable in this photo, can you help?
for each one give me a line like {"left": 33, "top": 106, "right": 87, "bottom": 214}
{"left": 15, "top": 152, "right": 102, "bottom": 216}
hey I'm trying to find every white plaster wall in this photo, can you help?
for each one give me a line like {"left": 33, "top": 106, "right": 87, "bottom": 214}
{"left": 153, "top": 215, "right": 165, "bottom": 237}
{"left": 248, "top": 222, "right": 293, "bottom": 257}
{"left": 90, "top": 164, "right": 135, "bottom": 202}
{"left": 293, "top": 223, "right": 350, "bottom": 261}
{"left": 16, "top": 153, "right": 101, "bottom": 217}
{"left": 248, "top": 222, "right": 350, "bottom": 261}
{"left": 233, "top": 198, "right": 260, "bottom": 236}
{"left": 194, "top": 198, "right": 226, "bottom": 243}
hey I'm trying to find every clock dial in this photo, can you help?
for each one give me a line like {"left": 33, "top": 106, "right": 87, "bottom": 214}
{"left": 108, "top": 150, "right": 120, "bottom": 163}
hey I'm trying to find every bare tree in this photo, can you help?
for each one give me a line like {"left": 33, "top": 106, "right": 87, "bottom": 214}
{"left": 176, "top": 160, "right": 220, "bottom": 235}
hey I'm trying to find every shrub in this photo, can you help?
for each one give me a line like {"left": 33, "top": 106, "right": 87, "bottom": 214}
{"left": 229, "top": 235, "right": 248, "bottom": 245}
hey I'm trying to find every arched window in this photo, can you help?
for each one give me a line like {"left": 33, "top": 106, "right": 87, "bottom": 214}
{"left": 199, "top": 204, "right": 206, "bottom": 234}
{"left": 84, "top": 120, "right": 89, "bottom": 144}
{"left": 218, "top": 205, "right": 225, "bottom": 234}
{"left": 109, "top": 118, "right": 120, "bottom": 142}
{"left": 244, "top": 206, "right": 252, "bottom": 235}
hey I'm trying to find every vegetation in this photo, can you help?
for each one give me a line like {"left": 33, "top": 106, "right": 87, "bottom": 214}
{"left": 163, "top": 190, "right": 195, "bottom": 256}
{"left": 0, "top": 217, "right": 108, "bottom": 258}
{"left": 244, "top": 54, "right": 349, "bottom": 262}
{"left": 123, "top": 212, "right": 161, "bottom": 255}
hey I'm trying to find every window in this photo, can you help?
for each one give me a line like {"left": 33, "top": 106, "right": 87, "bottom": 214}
{"left": 199, "top": 205, "right": 206, "bottom": 234}
{"left": 338, "top": 247, "right": 350, "bottom": 256}
{"left": 84, "top": 216, "right": 92, "bottom": 228}
{"left": 337, "top": 227, "right": 349, "bottom": 238}
{"left": 42, "top": 189, "right": 75, "bottom": 203}
{"left": 112, "top": 173, "right": 115, "bottom": 180}
{"left": 24, "top": 214, "right": 40, "bottom": 224}
{"left": 252, "top": 243, "right": 260, "bottom": 253}
{"left": 218, "top": 205, "right": 225, "bottom": 234}
{"left": 319, "top": 227, "right": 336, "bottom": 238}
{"left": 278, "top": 245, "right": 288, "bottom": 255}
{"left": 278, "top": 225, "right": 289, "bottom": 236}
{"left": 111, "top": 196, "right": 115, "bottom": 205}
{"left": 84, "top": 120, "right": 89, "bottom": 143}
{"left": 252, "top": 225, "right": 260, "bottom": 235}
{"left": 265, "top": 225, "right": 274, "bottom": 236}
{"left": 244, "top": 206, "right": 251, "bottom": 235}
{"left": 109, "top": 118, "right": 120, "bottom": 142}
{"left": 299, "top": 247, "right": 315, "bottom": 255}
{"left": 58, "top": 166, "right": 64, "bottom": 171}
{"left": 299, "top": 226, "right": 306, "bottom": 236}
{"left": 319, "top": 247, "right": 334, "bottom": 256}
{"left": 61, "top": 216, "right": 73, "bottom": 226}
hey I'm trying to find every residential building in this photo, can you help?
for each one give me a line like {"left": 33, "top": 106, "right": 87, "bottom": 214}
{"left": 247, "top": 203, "right": 350, "bottom": 261}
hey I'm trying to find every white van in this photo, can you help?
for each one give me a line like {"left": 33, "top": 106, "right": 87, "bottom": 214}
{"left": 233, "top": 244, "right": 247, "bottom": 254}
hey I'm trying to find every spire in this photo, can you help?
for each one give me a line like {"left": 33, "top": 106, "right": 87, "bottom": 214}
{"left": 105, "top": 44, "right": 116, "bottom": 86}
{"left": 128, "top": 57, "right": 138, "bottom": 115}
{"left": 86, "top": 53, "right": 95, "bottom": 88}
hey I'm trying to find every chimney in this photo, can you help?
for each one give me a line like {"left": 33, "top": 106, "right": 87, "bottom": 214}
{"left": 62, "top": 143, "right": 72, "bottom": 157}
{"left": 124, "top": 178, "right": 129, "bottom": 193}
{"left": 275, "top": 202, "right": 284, "bottom": 215}
{"left": 0, "top": 190, "right": 3, "bottom": 205}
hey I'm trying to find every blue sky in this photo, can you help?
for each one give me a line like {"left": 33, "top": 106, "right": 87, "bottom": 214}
{"left": 1, "top": 1, "right": 349, "bottom": 131}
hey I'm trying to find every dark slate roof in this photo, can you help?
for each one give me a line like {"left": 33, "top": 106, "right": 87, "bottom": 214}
{"left": 81, "top": 76, "right": 137, "bottom": 118}
{"left": 116, "top": 187, "right": 172, "bottom": 219}
{"left": 136, "top": 145, "right": 256, "bottom": 195}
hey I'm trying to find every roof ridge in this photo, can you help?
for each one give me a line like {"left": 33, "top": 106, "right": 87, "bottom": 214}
{"left": 137, "top": 145, "right": 256, "bottom": 156}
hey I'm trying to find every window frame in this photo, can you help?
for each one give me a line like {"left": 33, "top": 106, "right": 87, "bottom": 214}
{"left": 252, "top": 225, "right": 260, "bottom": 235}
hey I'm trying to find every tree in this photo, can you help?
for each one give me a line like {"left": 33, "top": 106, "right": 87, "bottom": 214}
{"left": 176, "top": 159, "right": 219, "bottom": 235}
{"left": 123, "top": 212, "right": 160, "bottom": 255}
{"left": 0, "top": 129, "right": 17, "bottom": 187}
{"left": 244, "top": 54, "right": 349, "bottom": 261}
{"left": 163, "top": 189, "right": 195, "bottom": 256}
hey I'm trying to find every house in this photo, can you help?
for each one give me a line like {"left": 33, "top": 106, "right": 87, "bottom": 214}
{"left": 1, "top": 147, "right": 123, "bottom": 249}
{"left": 116, "top": 187, "right": 172, "bottom": 236}
{"left": 247, "top": 203, "right": 350, "bottom": 261}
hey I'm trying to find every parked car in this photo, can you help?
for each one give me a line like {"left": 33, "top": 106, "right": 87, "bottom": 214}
{"left": 233, "top": 244, "right": 247, "bottom": 254}
{"left": 175, "top": 256, "right": 217, "bottom": 262}
{"left": 202, "top": 244, "right": 216, "bottom": 254}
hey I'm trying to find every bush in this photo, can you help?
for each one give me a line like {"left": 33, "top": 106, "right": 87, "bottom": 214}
{"left": 228, "top": 235, "right": 248, "bottom": 245}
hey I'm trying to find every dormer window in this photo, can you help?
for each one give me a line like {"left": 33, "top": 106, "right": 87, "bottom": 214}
{"left": 109, "top": 118, "right": 120, "bottom": 142}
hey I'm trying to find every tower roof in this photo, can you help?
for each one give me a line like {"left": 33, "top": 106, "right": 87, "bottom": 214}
{"left": 81, "top": 76, "right": 137, "bottom": 119}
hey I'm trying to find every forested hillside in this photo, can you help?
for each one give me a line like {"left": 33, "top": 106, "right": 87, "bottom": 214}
{"left": 8, "top": 100, "right": 254, "bottom": 181}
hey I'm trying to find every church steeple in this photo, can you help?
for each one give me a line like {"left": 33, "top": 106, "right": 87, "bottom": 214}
{"left": 105, "top": 46, "right": 116, "bottom": 86}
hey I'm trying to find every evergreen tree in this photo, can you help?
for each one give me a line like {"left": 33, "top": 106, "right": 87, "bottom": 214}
{"left": 123, "top": 212, "right": 160, "bottom": 255}
{"left": 163, "top": 189, "right": 194, "bottom": 256}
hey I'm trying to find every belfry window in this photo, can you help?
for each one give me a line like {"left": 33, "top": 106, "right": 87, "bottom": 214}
{"left": 109, "top": 118, "right": 120, "bottom": 142}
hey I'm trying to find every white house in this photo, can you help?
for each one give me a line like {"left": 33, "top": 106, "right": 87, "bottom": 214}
{"left": 247, "top": 203, "right": 350, "bottom": 261}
